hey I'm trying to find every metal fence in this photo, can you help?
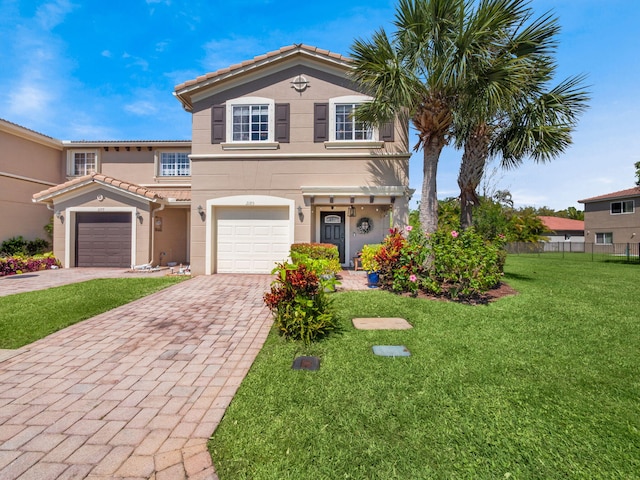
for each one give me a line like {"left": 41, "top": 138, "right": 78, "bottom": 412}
{"left": 506, "top": 242, "right": 640, "bottom": 263}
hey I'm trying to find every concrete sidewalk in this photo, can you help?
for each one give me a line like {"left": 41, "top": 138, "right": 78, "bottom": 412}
{"left": 0, "top": 274, "right": 273, "bottom": 479}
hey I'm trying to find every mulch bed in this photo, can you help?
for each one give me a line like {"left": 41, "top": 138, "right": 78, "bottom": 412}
{"left": 403, "top": 281, "right": 518, "bottom": 305}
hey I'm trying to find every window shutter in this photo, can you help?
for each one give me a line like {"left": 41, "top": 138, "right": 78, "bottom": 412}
{"left": 211, "top": 105, "right": 225, "bottom": 144}
{"left": 380, "top": 119, "right": 395, "bottom": 142}
{"left": 275, "top": 103, "right": 290, "bottom": 143}
{"left": 314, "top": 103, "right": 329, "bottom": 142}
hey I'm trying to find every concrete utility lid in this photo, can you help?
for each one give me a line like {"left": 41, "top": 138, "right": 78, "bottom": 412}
{"left": 292, "top": 356, "right": 321, "bottom": 370}
{"left": 352, "top": 318, "right": 412, "bottom": 330}
{"left": 372, "top": 345, "right": 411, "bottom": 357}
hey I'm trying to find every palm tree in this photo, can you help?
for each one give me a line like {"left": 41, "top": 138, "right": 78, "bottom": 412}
{"left": 455, "top": 7, "right": 589, "bottom": 229}
{"left": 350, "top": 0, "right": 460, "bottom": 233}
{"left": 350, "top": 0, "right": 560, "bottom": 233}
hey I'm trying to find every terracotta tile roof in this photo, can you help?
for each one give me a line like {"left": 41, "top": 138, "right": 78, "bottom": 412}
{"left": 578, "top": 186, "right": 640, "bottom": 203}
{"left": 174, "top": 44, "right": 351, "bottom": 92}
{"left": 539, "top": 216, "right": 585, "bottom": 232}
{"left": 33, "top": 173, "right": 191, "bottom": 203}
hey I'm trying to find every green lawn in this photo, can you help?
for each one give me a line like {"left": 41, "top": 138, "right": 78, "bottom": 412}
{"left": 0, "top": 277, "right": 186, "bottom": 349}
{"left": 209, "top": 255, "right": 640, "bottom": 479}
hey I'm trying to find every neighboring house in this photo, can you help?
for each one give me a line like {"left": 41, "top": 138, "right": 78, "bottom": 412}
{"left": 0, "top": 119, "right": 64, "bottom": 243}
{"left": 538, "top": 216, "right": 585, "bottom": 252}
{"left": 578, "top": 187, "right": 640, "bottom": 247}
{"left": 539, "top": 216, "right": 585, "bottom": 242}
{"left": 20, "top": 45, "right": 413, "bottom": 275}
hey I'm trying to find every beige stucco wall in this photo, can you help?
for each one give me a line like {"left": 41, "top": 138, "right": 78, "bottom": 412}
{"left": 0, "top": 128, "right": 64, "bottom": 244}
{"left": 190, "top": 64, "right": 408, "bottom": 156}
{"left": 584, "top": 199, "right": 640, "bottom": 244}
{"left": 153, "top": 207, "right": 189, "bottom": 266}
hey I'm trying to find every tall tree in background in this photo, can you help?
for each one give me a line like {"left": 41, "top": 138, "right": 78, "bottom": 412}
{"left": 635, "top": 161, "right": 640, "bottom": 186}
{"left": 455, "top": 3, "right": 589, "bottom": 229}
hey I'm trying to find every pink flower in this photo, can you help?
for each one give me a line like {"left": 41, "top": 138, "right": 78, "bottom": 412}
{"left": 409, "top": 274, "right": 417, "bottom": 282}
{"left": 405, "top": 225, "right": 413, "bottom": 232}
{"left": 451, "top": 230, "right": 459, "bottom": 238}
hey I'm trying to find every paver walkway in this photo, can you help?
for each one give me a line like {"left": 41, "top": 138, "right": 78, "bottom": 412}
{"left": 0, "top": 274, "right": 273, "bottom": 479}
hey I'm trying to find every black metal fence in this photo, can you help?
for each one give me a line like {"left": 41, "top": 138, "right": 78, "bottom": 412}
{"left": 506, "top": 242, "right": 640, "bottom": 263}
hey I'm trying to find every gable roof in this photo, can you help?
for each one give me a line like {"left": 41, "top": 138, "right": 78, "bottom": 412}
{"left": 173, "top": 44, "right": 352, "bottom": 111}
{"left": 0, "top": 118, "right": 63, "bottom": 149}
{"left": 539, "top": 216, "right": 584, "bottom": 233}
{"left": 33, "top": 173, "right": 191, "bottom": 204}
{"left": 578, "top": 187, "right": 640, "bottom": 203}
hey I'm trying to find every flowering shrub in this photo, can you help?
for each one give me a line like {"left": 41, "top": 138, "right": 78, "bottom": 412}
{"left": 375, "top": 226, "right": 428, "bottom": 296}
{"left": 373, "top": 226, "right": 505, "bottom": 301}
{"left": 290, "top": 243, "right": 341, "bottom": 277}
{"left": 422, "top": 228, "right": 505, "bottom": 300}
{"left": 264, "top": 262, "right": 337, "bottom": 343}
{"left": 0, "top": 253, "right": 61, "bottom": 277}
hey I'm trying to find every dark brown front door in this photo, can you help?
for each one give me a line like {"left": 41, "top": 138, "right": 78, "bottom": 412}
{"left": 75, "top": 212, "right": 132, "bottom": 267}
{"left": 320, "top": 211, "right": 345, "bottom": 263}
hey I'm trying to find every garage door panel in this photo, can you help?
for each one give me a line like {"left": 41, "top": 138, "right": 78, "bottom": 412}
{"left": 76, "top": 212, "right": 132, "bottom": 268}
{"left": 216, "top": 206, "right": 291, "bottom": 273}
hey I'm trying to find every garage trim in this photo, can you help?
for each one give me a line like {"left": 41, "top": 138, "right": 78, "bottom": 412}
{"left": 64, "top": 207, "right": 138, "bottom": 269}
{"left": 205, "top": 195, "right": 295, "bottom": 275}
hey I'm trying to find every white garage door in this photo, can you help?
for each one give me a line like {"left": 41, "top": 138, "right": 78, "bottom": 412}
{"left": 216, "top": 206, "right": 291, "bottom": 273}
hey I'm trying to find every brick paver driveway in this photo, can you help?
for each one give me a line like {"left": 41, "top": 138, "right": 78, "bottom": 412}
{"left": 0, "top": 274, "right": 273, "bottom": 479}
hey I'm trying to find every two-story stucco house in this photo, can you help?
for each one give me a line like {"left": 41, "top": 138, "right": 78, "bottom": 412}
{"left": 17, "top": 45, "right": 413, "bottom": 275}
{"left": 578, "top": 187, "right": 640, "bottom": 247}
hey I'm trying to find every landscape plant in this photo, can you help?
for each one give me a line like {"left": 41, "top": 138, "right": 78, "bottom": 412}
{"left": 263, "top": 262, "right": 337, "bottom": 344}
{"left": 0, "top": 253, "right": 61, "bottom": 277}
{"left": 375, "top": 226, "right": 427, "bottom": 295}
{"left": 359, "top": 243, "right": 382, "bottom": 273}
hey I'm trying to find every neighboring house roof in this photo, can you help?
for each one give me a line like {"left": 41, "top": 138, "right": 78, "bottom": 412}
{"left": 539, "top": 216, "right": 585, "bottom": 233}
{"left": 32, "top": 173, "right": 191, "bottom": 204}
{"left": 62, "top": 140, "right": 191, "bottom": 147}
{"left": 174, "top": 44, "right": 353, "bottom": 111}
{"left": 0, "top": 118, "right": 63, "bottom": 149}
{"left": 578, "top": 187, "right": 640, "bottom": 203}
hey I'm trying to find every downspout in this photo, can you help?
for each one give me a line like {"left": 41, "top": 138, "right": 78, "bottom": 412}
{"left": 150, "top": 202, "right": 165, "bottom": 265}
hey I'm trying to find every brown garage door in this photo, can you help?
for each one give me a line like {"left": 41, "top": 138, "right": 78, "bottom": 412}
{"left": 76, "top": 212, "right": 132, "bottom": 267}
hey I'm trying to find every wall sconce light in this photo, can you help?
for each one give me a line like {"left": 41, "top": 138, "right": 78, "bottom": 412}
{"left": 297, "top": 205, "right": 304, "bottom": 222}
{"left": 55, "top": 210, "right": 62, "bottom": 220}
{"left": 348, "top": 205, "right": 356, "bottom": 217}
{"left": 197, "top": 205, "right": 206, "bottom": 221}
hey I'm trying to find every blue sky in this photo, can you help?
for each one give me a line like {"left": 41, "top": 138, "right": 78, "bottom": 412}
{"left": 1, "top": 0, "right": 639, "bottom": 211}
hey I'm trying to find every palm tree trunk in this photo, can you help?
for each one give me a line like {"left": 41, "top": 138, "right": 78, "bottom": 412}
{"left": 458, "top": 124, "right": 490, "bottom": 230}
{"left": 420, "top": 141, "right": 444, "bottom": 233}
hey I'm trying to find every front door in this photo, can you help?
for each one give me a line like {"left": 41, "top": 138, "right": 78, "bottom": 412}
{"left": 320, "top": 211, "right": 345, "bottom": 263}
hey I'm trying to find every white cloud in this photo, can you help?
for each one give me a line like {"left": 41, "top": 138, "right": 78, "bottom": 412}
{"left": 7, "top": 83, "right": 54, "bottom": 119}
{"left": 35, "top": 0, "right": 76, "bottom": 31}
{"left": 124, "top": 100, "right": 159, "bottom": 116}
{"left": 101, "top": 50, "right": 112, "bottom": 58}
{"left": 122, "top": 52, "right": 149, "bottom": 71}
{"left": 201, "top": 37, "right": 265, "bottom": 72}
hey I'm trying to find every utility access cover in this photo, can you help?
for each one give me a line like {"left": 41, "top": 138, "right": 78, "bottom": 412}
{"left": 372, "top": 345, "right": 411, "bottom": 357}
{"left": 292, "top": 356, "right": 321, "bottom": 370}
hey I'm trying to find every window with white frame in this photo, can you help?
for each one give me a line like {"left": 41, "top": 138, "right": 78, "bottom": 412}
{"left": 595, "top": 232, "right": 613, "bottom": 244}
{"left": 159, "top": 152, "right": 190, "bottom": 176}
{"left": 226, "top": 97, "right": 274, "bottom": 143}
{"left": 610, "top": 200, "right": 634, "bottom": 214}
{"left": 68, "top": 150, "right": 98, "bottom": 176}
{"left": 335, "top": 104, "right": 373, "bottom": 141}
{"left": 328, "top": 96, "right": 376, "bottom": 142}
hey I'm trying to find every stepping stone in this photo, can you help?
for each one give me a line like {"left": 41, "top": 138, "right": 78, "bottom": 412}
{"left": 352, "top": 317, "right": 412, "bottom": 330}
{"left": 372, "top": 345, "right": 411, "bottom": 357}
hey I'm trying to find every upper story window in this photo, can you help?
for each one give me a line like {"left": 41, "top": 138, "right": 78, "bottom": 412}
{"left": 314, "top": 95, "right": 391, "bottom": 147}
{"left": 67, "top": 150, "right": 98, "bottom": 176}
{"left": 159, "top": 152, "right": 190, "bottom": 176}
{"left": 335, "top": 104, "right": 373, "bottom": 141}
{"left": 232, "top": 104, "right": 269, "bottom": 141}
{"left": 610, "top": 200, "right": 634, "bottom": 214}
{"left": 595, "top": 232, "right": 613, "bottom": 244}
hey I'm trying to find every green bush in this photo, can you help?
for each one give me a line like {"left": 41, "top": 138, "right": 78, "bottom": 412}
{"left": 290, "top": 243, "right": 341, "bottom": 277}
{"left": 375, "top": 227, "right": 428, "bottom": 295}
{"left": 423, "top": 228, "right": 504, "bottom": 299}
{"left": 0, "top": 253, "right": 61, "bottom": 277}
{"left": 263, "top": 262, "right": 337, "bottom": 344}
{"left": 1, "top": 236, "right": 50, "bottom": 257}
{"left": 360, "top": 243, "right": 382, "bottom": 272}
